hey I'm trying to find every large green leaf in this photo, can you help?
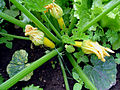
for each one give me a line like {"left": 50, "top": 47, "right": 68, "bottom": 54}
{"left": 7, "top": 50, "right": 33, "bottom": 81}
{"left": 74, "top": 0, "right": 91, "bottom": 30}
{"left": 24, "top": 0, "right": 52, "bottom": 12}
{"left": 83, "top": 55, "right": 117, "bottom": 90}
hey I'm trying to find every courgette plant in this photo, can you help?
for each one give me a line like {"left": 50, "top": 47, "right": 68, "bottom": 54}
{"left": 0, "top": 0, "right": 120, "bottom": 90}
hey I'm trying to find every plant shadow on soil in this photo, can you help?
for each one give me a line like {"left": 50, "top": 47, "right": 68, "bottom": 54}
{"left": 0, "top": 23, "right": 120, "bottom": 90}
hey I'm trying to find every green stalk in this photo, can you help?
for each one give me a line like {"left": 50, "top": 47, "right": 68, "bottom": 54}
{"left": 66, "top": 53, "right": 97, "bottom": 90}
{"left": 82, "top": 0, "right": 120, "bottom": 32}
{"left": 0, "top": 32, "right": 29, "bottom": 40}
{"left": 0, "top": 47, "right": 63, "bottom": 90}
{"left": 0, "top": 12, "right": 26, "bottom": 28}
{"left": 42, "top": 12, "right": 61, "bottom": 39}
{"left": 68, "top": 17, "right": 77, "bottom": 35}
{"left": 10, "top": 0, "right": 61, "bottom": 44}
{"left": 58, "top": 56, "right": 70, "bottom": 90}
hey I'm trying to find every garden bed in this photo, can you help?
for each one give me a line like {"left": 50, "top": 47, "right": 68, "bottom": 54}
{"left": 0, "top": 22, "right": 119, "bottom": 90}
{"left": 0, "top": 0, "right": 120, "bottom": 90}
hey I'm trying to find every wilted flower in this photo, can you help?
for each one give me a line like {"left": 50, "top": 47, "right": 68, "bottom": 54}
{"left": 81, "top": 40, "right": 114, "bottom": 62}
{"left": 25, "top": 25, "right": 44, "bottom": 46}
{"left": 25, "top": 25, "right": 55, "bottom": 48}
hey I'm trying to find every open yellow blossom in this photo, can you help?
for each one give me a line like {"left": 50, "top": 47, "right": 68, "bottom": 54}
{"left": 80, "top": 40, "right": 114, "bottom": 62}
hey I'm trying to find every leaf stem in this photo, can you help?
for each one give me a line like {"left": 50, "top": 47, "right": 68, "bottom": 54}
{"left": 42, "top": 12, "right": 61, "bottom": 39}
{"left": 0, "top": 32, "right": 29, "bottom": 40}
{"left": 0, "top": 12, "right": 26, "bottom": 28}
{"left": 82, "top": 0, "right": 120, "bottom": 32}
{"left": 68, "top": 17, "right": 77, "bottom": 35}
{"left": 0, "top": 47, "right": 63, "bottom": 90}
{"left": 10, "top": 0, "right": 61, "bottom": 44}
{"left": 58, "top": 56, "right": 70, "bottom": 90}
{"left": 66, "top": 53, "right": 97, "bottom": 90}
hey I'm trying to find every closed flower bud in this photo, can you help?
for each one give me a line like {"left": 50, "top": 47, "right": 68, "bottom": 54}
{"left": 50, "top": 3, "right": 63, "bottom": 19}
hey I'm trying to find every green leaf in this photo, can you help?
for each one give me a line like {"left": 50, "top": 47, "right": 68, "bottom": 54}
{"left": 5, "top": 42, "right": 12, "bottom": 49}
{"left": 72, "top": 69, "right": 84, "bottom": 84}
{"left": 91, "top": 0, "right": 103, "bottom": 15}
{"left": 105, "top": 29, "right": 120, "bottom": 50}
{"left": 16, "top": 0, "right": 23, "bottom": 3}
{"left": 22, "top": 84, "right": 43, "bottom": 90}
{"left": 71, "top": 29, "right": 89, "bottom": 40}
{"left": 73, "top": 83, "right": 82, "bottom": 90}
{"left": 73, "top": 51, "right": 89, "bottom": 63}
{"left": 83, "top": 55, "right": 117, "bottom": 90}
{"left": 24, "top": 0, "right": 52, "bottom": 12}
{"left": 0, "top": 0, "right": 5, "bottom": 12}
{"left": 74, "top": 0, "right": 91, "bottom": 30}
{"left": 0, "top": 29, "right": 7, "bottom": 34}
{"left": 0, "top": 29, "right": 13, "bottom": 49}
{"left": 62, "top": 35, "right": 75, "bottom": 44}
{"left": 19, "top": 13, "right": 31, "bottom": 24}
{"left": 0, "top": 0, "right": 5, "bottom": 23}
{"left": 0, "top": 37, "right": 13, "bottom": 49}
{"left": 65, "top": 45, "right": 75, "bottom": 53}
{"left": 0, "top": 74, "right": 4, "bottom": 84}
{"left": 72, "top": 71, "right": 80, "bottom": 82}
{"left": 72, "top": 70, "right": 83, "bottom": 90}
{"left": 3, "top": 5, "right": 19, "bottom": 17}
{"left": 115, "top": 53, "right": 120, "bottom": 64}
{"left": 99, "top": 0, "right": 120, "bottom": 31}
{"left": 100, "top": 15, "right": 120, "bottom": 31}
{"left": 7, "top": 50, "right": 33, "bottom": 81}
{"left": 87, "top": 29, "right": 104, "bottom": 41}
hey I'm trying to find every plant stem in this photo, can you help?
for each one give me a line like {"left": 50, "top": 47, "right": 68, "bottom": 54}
{"left": 10, "top": 0, "right": 61, "bottom": 44}
{"left": 0, "top": 12, "right": 26, "bottom": 28}
{"left": 66, "top": 53, "right": 97, "bottom": 90}
{"left": 58, "top": 56, "right": 70, "bottom": 90}
{"left": 0, "top": 47, "right": 63, "bottom": 90}
{"left": 0, "top": 32, "right": 29, "bottom": 40}
{"left": 42, "top": 12, "right": 61, "bottom": 39}
{"left": 82, "top": 0, "right": 120, "bottom": 32}
{"left": 68, "top": 17, "right": 77, "bottom": 35}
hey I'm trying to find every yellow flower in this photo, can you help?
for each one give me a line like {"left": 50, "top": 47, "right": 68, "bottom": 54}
{"left": 25, "top": 25, "right": 44, "bottom": 46}
{"left": 25, "top": 25, "right": 55, "bottom": 48}
{"left": 81, "top": 40, "right": 114, "bottom": 62}
{"left": 44, "top": 1, "right": 65, "bottom": 29}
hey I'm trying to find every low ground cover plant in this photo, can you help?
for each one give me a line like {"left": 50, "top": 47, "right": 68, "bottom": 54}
{"left": 0, "top": 0, "right": 120, "bottom": 90}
